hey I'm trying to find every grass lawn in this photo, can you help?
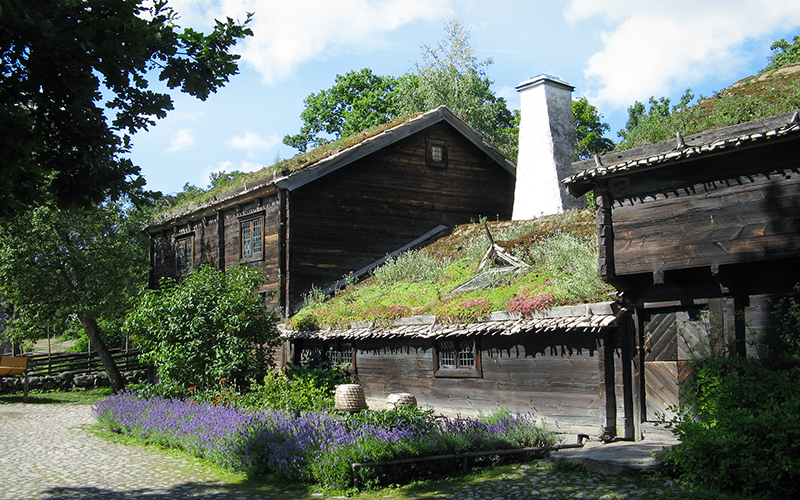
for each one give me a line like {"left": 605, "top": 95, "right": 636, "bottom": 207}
{"left": 0, "top": 386, "right": 114, "bottom": 405}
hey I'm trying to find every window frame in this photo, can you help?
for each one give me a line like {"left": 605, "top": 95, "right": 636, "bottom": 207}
{"left": 240, "top": 213, "right": 265, "bottom": 262}
{"left": 325, "top": 340, "right": 356, "bottom": 371}
{"left": 175, "top": 234, "right": 194, "bottom": 273}
{"left": 433, "top": 337, "right": 482, "bottom": 378}
{"left": 426, "top": 139, "right": 448, "bottom": 168}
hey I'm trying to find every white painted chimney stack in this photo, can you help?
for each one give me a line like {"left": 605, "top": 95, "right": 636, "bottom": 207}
{"left": 512, "top": 75, "right": 582, "bottom": 220}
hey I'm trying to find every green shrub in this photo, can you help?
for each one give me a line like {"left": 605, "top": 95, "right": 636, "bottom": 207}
{"left": 371, "top": 249, "right": 446, "bottom": 285}
{"left": 239, "top": 364, "right": 349, "bottom": 412}
{"left": 660, "top": 355, "right": 800, "bottom": 498}
{"left": 125, "top": 265, "right": 279, "bottom": 394}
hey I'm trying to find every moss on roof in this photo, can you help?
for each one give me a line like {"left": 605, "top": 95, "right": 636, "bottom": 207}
{"left": 160, "top": 114, "right": 425, "bottom": 214}
{"left": 289, "top": 209, "right": 615, "bottom": 330}
{"left": 614, "top": 62, "right": 800, "bottom": 152}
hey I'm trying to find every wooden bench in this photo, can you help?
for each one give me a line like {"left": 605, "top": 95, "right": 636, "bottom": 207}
{"left": 0, "top": 356, "right": 29, "bottom": 402}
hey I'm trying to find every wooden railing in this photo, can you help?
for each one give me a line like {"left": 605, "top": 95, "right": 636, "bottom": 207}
{"left": 22, "top": 349, "right": 147, "bottom": 378}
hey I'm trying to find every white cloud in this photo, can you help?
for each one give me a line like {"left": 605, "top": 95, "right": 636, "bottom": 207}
{"left": 226, "top": 131, "right": 280, "bottom": 158}
{"left": 181, "top": 0, "right": 452, "bottom": 85}
{"left": 167, "top": 128, "right": 197, "bottom": 152}
{"left": 565, "top": 0, "right": 800, "bottom": 108}
{"left": 199, "top": 159, "right": 266, "bottom": 187}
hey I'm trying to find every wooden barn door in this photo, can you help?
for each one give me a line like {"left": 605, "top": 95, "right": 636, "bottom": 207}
{"left": 642, "top": 310, "right": 708, "bottom": 421}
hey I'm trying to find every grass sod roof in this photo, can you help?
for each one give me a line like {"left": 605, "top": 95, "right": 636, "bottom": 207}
{"left": 149, "top": 106, "right": 515, "bottom": 229}
{"left": 568, "top": 63, "right": 800, "bottom": 196}
{"left": 566, "top": 110, "right": 800, "bottom": 196}
{"left": 287, "top": 209, "right": 616, "bottom": 332}
{"left": 610, "top": 62, "right": 800, "bottom": 153}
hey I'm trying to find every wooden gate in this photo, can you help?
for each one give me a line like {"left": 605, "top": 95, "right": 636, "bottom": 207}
{"left": 642, "top": 310, "right": 709, "bottom": 421}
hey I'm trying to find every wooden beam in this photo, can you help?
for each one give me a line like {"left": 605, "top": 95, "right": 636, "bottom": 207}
{"left": 289, "top": 225, "right": 449, "bottom": 313}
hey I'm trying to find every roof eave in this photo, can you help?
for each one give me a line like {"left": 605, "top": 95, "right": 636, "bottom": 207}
{"left": 275, "top": 107, "right": 516, "bottom": 192}
{"left": 564, "top": 110, "right": 800, "bottom": 191}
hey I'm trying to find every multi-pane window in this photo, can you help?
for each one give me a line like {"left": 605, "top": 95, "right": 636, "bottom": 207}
{"left": 176, "top": 236, "right": 193, "bottom": 271}
{"left": 326, "top": 341, "right": 354, "bottom": 367}
{"left": 435, "top": 338, "right": 480, "bottom": 377}
{"left": 241, "top": 217, "right": 263, "bottom": 260}
{"left": 431, "top": 145, "right": 444, "bottom": 162}
{"left": 439, "top": 340, "right": 474, "bottom": 369}
{"left": 426, "top": 139, "right": 447, "bottom": 168}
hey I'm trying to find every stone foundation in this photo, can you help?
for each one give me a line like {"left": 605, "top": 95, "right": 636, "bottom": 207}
{"left": 0, "top": 369, "right": 149, "bottom": 393}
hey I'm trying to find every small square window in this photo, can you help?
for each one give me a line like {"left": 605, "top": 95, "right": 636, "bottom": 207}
{"left": 431, "top": 145, "right": 444, "bottom": 163}
{"left": 434, "top": 338, "right": 481, "bottom": 378}
{"left": 326, "top": 341, "right": 354, "bottom": 368}
{"left": 426, "top": 139, "right": 447, "bottom": 168}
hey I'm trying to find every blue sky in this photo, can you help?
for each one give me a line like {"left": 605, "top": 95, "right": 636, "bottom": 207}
{"left": 129, "top": 0, "right": 800, "bottom": 195}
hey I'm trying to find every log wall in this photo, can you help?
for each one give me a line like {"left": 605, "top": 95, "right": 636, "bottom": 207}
{"left": 608, "top": 140, "right": 800, "bottom": 277}
{"left": 288, "top": 122, "right": 514, "bottom": 306}
{"left": 148, "top": 193, "right": 284, "bottom": 308}
{"left": 354, "top": 330, "right": 625, "bottom": 437}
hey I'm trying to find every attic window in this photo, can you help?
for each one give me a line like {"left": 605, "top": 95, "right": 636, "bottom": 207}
{"left": 426, "top": 139, "right": 447, "bottom": 168}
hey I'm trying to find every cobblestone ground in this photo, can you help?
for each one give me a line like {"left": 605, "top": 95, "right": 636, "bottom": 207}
{"left": 0, "top": 403, "right": 301, "bottom": 500}
{"left": 0, "top": 403, "right": 681, "bottom": 500}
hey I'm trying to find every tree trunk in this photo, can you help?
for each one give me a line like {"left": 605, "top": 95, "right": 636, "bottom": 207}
{"left": 77, "top": 312, "right": 126, "bottom": 393}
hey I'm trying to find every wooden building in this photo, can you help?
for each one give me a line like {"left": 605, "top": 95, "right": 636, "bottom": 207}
{"left": 565, "top": 111, "right": 800, "bottom": 436}
{"left": 283, "top": 303, "right": 626, "bottom": 437}
{"left": 146, "top": 106, "right": 516, "bottom": 315}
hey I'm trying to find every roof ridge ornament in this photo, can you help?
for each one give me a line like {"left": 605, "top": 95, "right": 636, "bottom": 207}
{"left": 791, "top": 110, "right": 799, "bottom": 123}
{"left": 593, "top": 154, "right": 603, "bottom": 168}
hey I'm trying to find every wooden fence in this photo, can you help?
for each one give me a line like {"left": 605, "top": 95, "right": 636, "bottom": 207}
{"left": 23, "top": 349, "right": 147, "bottom": 378}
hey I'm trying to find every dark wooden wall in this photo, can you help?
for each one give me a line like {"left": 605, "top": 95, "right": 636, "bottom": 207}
{"left": 605, "top": 139, "right": 800, "bottom": 279}
{"left": 353, "top": 329, "right": 626, "bottom": 437}
{"left": 148, "top": 193, "right": 284, "bottom": 307}
{"left": 288, "top": 122, "right": 515, "bottom": 306}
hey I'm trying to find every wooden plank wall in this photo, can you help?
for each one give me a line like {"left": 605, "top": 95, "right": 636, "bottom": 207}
{"left": 354, "top": 330, "right": 624, "bottom": 437}
{"left": 148, "top": 192, "right": 284, "bottom": 308}
{"left": 609, "top": 140, "right": 800, "bottom": 277}
{"left": 288, "top": 122, "right": 515, "bottom": 306}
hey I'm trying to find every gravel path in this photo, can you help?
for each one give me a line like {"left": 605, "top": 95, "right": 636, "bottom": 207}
{"left": 0, "top": 403, "right": 680, "bottom": 500}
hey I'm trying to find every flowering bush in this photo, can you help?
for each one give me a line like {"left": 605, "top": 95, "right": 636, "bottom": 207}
{"left": 436, "top": 297, "right": 494, "bottom": 322}
{"left": 359, "top": 305, "right": 411, "bottom": 321}
{"left": 505, "top": 287, "right": 557, "bottom": 316}
{"left": 94, "top": 392, "right": 559, "bottom": 490}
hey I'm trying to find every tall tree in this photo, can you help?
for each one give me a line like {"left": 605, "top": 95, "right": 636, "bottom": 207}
{"left": 0, "top": 0, "right": 252, "bottom": 217}
{"left": 572, "top": 97, "right": 614, "bottom": 159}
{"left": 283, "top": 68, "right": 400, "bottom": 153}
{"left": 0, "top": 201, "right": 150, "bottom": 392}
{"left": 395, "top": 15, "right": 515, "bottom": 154}
{"left": 282, "top": 15, "right": 517, "bottom": 158}
{"left": 764, "top": 35, "right": 800, "bottom": 72}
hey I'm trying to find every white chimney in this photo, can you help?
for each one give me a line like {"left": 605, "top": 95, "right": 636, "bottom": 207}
{"left": 512, "top": 75, "right": 582, "bottom": 220}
